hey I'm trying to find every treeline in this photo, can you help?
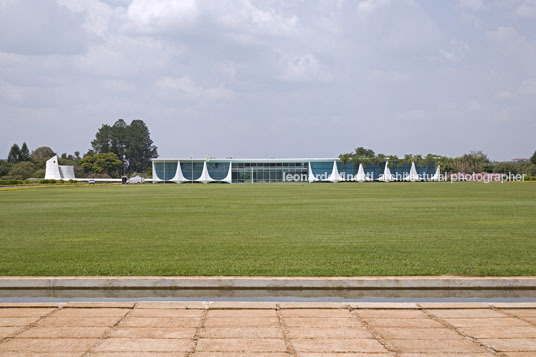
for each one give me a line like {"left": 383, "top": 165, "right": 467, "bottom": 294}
{"left": 1, "top": 119, "right": 158, "bottom": 180}
{"left": 340, "top": 147, "right": 536, "bottom": 176}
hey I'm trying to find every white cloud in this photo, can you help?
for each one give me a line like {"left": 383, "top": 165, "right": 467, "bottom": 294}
{"left": 457, "top": 0, "right": 484, "bottom": 11}
{"left": 0, "top": 79, "right": 23, "bottom": 101}
{"left": 156, "top": 76, "right": 232, "bottom": 100}
{"left": 439, "top": 39, "right": 469, "bottom": 62}
{"left": 277, "top": 53, "right": 331, "bottom": 82}
{"left": 57, "top": 0, "right": 115, "bottom": 38}
{"left": 515, "top": 0, "right": 536, "bottom": 18}
{"left": 212, "top": 0, "right": 299, "bottom": 37}
{"left": 356, "top": 0, "right": 391, "bottom": 15}
{"left": 127, "top": 0, "right": 198, "bottom": 32}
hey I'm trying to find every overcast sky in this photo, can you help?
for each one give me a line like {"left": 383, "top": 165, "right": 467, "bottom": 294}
{"left": 1, "top": 0, "right": 535, "bottom": 161}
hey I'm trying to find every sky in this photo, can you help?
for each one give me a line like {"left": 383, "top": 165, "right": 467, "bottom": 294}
{"left": 1, "top": 0, "right": 535, "bottom": 161}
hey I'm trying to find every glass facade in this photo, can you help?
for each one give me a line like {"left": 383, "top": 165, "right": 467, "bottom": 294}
{"left": 153, "top": 159, "right": 437, "bottom": 183}
{"left": 231, "top": 161, "right": 308, "bottom": 183}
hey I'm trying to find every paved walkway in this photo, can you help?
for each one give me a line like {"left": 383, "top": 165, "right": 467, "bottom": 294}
{"left": 1, "top": 302, "right": 535, "bottom": 356}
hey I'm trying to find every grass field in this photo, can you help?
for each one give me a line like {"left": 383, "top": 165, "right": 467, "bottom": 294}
{"left": 0, "top": 182, "right": 535, "bottom": 276}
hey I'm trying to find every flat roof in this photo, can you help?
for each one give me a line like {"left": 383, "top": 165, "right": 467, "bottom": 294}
{"left": 152, "top": 158, "right": 339, "bottom": 162}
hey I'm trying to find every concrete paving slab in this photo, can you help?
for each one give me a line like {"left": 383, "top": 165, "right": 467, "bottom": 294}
{"left": 119, "top": 317, "right": 201, "bottom": 328}
{"left": 136, "top": 302, "right": 206, "bottom": 309}
{"left": 204, "top": 317, "right": 280, "bottom": 327}
{"left": 200, "top": 327, "right": 284, "bottom": 339}
{"left": 107, "top": 327, "right": 196, "bottom": 339}
{"left": 479, "top": 338, "right": 536, "bottom": 351}
{"left": 94, "top": 338, "right": 194, "bottom": 352}
{"left": 128, "top": 309, "right": 203, "bottom": 318}
{"left": 291, "top": 338, "right": 388, "bottom": 353}
{"left": 350, "top": 302, "right": 419, "bottom": 309}
{"left": 0, "top": 308, "right": 56, "bottom": 317}
{"left": 458, "top": 326, "right": 536, "bottom": 339}
{"left": 374, "top": 327, "right": 462, "bottom": 340}
{"left": 356, "top": 309, "right": 429, "bottom": 319}
{"left": 206, "top": 309, "right": 277, "bottom": 318}
{"left": 191, "top": 353, "right": 288, "bottom": 357}
{"left": 17, "top": 326, "right": 108, "bottom": 338}
{"left": 360, "top": 317, "right": 444, "bottom": 328}
{"left": 0, "top": 338, "right": 98, "bottom": 352}
{"left": 284, "top": 317, "right": 362, "bottom": 328}
{"left": 286, "top": 327, "right": 373, "bottom": 339}
{"left": 297, "top": 354, "right": 392, "bottom": 357}
{"left": 38, "top": 316, "right": 122, "bottom": 327}
{"left": 0, "top": 316, "right": 42, "bottom": 326}
{"left": 0, "top": 302, "right": 535, "bottom": 355}
{"left": 427, "top": 308, "right": 507, "bottom": 319}
{"left": 0, "top": 326, "right": 23, "bottom": 338}
{"left": 93, "top": 353, "right": 186, "bottom": 357}
{"left": 444, "top": 317, "right": 531, "bottom": 327}
{"left": 388, "top": 338, "right": 488, "bottom": 353}
{"left": 208, "top": 302, "right": 277, "bottom": 309}
{"left": 280, "top": 309, "right": 353, "bottom": 318}
{"left": 195, "top": 338, "right": 287, "bottom": 352}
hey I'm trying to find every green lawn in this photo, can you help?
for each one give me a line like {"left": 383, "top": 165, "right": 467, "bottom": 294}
{"left": 0, "top": 182, "right": 535, "bottom": 276}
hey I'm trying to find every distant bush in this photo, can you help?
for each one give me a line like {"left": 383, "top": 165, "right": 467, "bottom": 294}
{"left": 0, "top": 179, "right": 25, "bottom": 186}
{"left": 33, "top": 169, "right": 46, "bottom": 178}
{"left": 8, "top": 161, "right": 36, "bottom": 180}
{"left": 39, "top": 179, "right": 57, "bottom": 184}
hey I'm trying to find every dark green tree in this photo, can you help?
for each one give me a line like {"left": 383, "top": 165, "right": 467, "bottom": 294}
{"left": 0, "top": 161, "right": 12, "bottom": 176}
{"left": 8, "top": 161, "right": 36, "bottom": 179}
{"left": 81, "top": 152, "right": 122, "bottom": 177}
{"left": 19, "top": 142, "right": 31, "bottom": 162}
{"left": 7, "top": 144, "right": 21, "bottom": 163}
{"left": 91, "top": 119, "right": 158, "bottom": 174}
{"left": 531, "top": 151, "right": 536, "bottom": 165}
{"left": 30, "top": 146, "right": 56, "bottom": 170}
{"left": 126, "top": 120, "right": 158, "bottom": 173}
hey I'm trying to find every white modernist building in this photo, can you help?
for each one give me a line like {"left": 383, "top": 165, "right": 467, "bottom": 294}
{"left": 44, "top": 155, "right": 75, "bottom": 180}
{"left": 152, "top": 158, "right": 439, "bottom": 184}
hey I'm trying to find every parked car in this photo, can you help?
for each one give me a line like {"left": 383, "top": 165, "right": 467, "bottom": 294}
{"left": 88, "top": 179, "right": 95, "bottom": 184}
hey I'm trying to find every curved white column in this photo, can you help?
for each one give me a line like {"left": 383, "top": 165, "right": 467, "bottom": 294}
{"left": 152, "top": 161, "right": 160, "bottom": 183}
{"left": 328, "top": 160, "right": 343, "bottom": 183}
{"left": 171, "top": 160, "right": 189, "bottom": 183}
{"left": 378, "top": 161, "right": 394, "bottom": 182}
{"left": 308, "top": 162, "right": 318, "bottom": 183}
{"left": 355, "top": 163, "right": 371, "bottom": 182}
{"left": 221, "top": 161, "right": 232, "bottom": 183}
{"left": 431, "top": 165, "right": 441, "bottom": 181}
{"left": 404, "top": 162, "right": 421, "bottom": 182}
{"left": 198, "top": 161, "right": 215, "bottom": 184}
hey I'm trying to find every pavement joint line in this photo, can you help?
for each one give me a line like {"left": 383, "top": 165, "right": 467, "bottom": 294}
{"left": 348, "top": 306, "right": 398, "bottom": 356}
{"left": 418, "top": 305, "right": 506, "bottom": 357}
{"left": 187, "top": 303, "right": 208, "bottom": 356}
{"left": 0, "top": 305, "right": 61, "bottom": 345}
{"left": 491, "top": 306, "right": 536, "bottom": 327}
{"left": 276, "top": 303, "right": 296, "bottom": 357}
{"left": 82, "top": 302, "right": 137, "bottom": 356}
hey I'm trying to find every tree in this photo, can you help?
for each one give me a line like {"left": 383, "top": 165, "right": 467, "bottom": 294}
{"left": 30, "top": 146, "right": 56, "bottom": 170}
{"left": 8, "top": 161, "right": 36, "bottom": 179}
{"left": 7, "top": 144, "right": 20, "bottom": 163}
{"left": 81, "top": 152, "right": 122, "bottom": 177}
{"left": 126, "top": 120, "right": 158, "bottom": 173}
{"left": 531, "top": 151, "right": 536, "bottom": 165}
{"left": 91, "top": 119, "right": 158, "bottom": 174}
{"left": 0, "top": 161, "right": 12, "bottom": 177}
{"left": 19, "top": 142, "right": 31, "bottom": 162}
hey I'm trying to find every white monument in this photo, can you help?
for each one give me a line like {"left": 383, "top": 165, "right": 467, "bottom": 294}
{"left": 45, "top": 155, "right": 75, "bottom": 180}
